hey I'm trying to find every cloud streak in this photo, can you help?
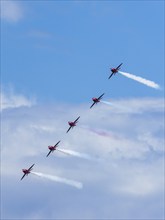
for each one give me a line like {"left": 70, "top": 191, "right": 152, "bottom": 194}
{"left": 1, "top": 91, "right": 36, "bottom": 111}
{"left": 1, "top": 1, "right": 24, "bottom": 23}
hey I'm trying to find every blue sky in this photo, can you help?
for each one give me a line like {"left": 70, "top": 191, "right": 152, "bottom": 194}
{"left": 1, "top": 1, "right": 164, "bottom": 220}
{"left": 1, "top": 0, "right": 164, "bottom": 103}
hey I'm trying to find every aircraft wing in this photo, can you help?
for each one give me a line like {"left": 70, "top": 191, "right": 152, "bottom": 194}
{"left": 74, "top": 116, "right": 80, "bottom": 123}
{"left": 28, "top": 164, "right": 35, "bottom": 171}
{"left": 46, "top": 150, "right": 52, "bottom": 157}
{"left": 55, "top": 140, "right": 61, "bottom": 147}
{"left": 116, "top": 63, "right": 123, "bottom": 70}
{"left": 20, "top": 173, "right": 26, "bottom": 181}
{"left": 108, "top": 73, "right": 114, "bottom": 79}
{"left": 90, "top": 102, "right": 96, "bottom": 109}
{"left": 66, "top": 126, "right": 72, "bottom": 133}
{"left": 98, "top": 93, "right": 105, "bottom": 100}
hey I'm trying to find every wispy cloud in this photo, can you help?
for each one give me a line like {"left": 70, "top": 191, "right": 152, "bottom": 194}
{"left": 1, "top": 89, "right": 36, "bottom": 111}
{"left": 1, "top": 1, "right": 24, "bottom": 23}
{"left": 1, "top": 90, "right": 164, "bottom": 219}
{"left": 113, "top": 159, "right": 164, "bottom": 196}
{"left": 27, "top": 30, "right": 53, "bottom": 39}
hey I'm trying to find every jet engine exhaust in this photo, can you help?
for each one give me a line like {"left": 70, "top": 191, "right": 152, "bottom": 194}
{"left": 57, "top": 148, "right": 95, "bottom": 160}
{"left": 119, "top": 71, "right": 160, "bottom": 89}
{"left": 31, "top": 171, "right": 83, "bottom": 189}
{"left": 100, "top": 100, "right": 131, "bottom": 112}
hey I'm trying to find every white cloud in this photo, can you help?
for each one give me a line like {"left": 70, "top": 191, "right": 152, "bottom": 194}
{"left": 1, "top": 90, "right": 36, "bottom": 111}
{"left": 138, "top": 131, "right": 164, "bottom": 152}
{"left": 1, "top": 1, "right": 24, "bottom": 23}
{"left": 113, "top": 159, "right": 164, "bottom": 196}
{"left": 1, "top": 92, "right": 164, "bottom": 219}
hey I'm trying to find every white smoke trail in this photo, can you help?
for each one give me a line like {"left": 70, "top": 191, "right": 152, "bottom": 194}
{"left": 56, "top": 149, "right": 71, "bottom": 155}
{"left": 100, "top": 101, "right": 133, "bottom": 113}
{"left": 31, "top": 171, "right": 83, "bottom": 189}
{"left": 100, "top": 100, "right": 114, "bottom": 106}
{"left": 119, "top": 71, "right": 160, "bottom": 89}
{"left": 57, "top": 148, "right": 95, "bottom": 161}
{"left": 100, "top": 100, "right": 132, "bottom": 112}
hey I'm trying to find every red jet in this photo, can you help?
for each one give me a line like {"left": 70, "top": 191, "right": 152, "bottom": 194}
{"left": 21, "top": 164, "right": 35, "bottom": 180}
{"left": 66, "top": 116, "right": 80, "bottom": 133}
{"left": 109, "top": 63, "right": 123, "bottom": 79}
{"left": 46, "top": 140, "right": 61, "bottom": 157}
{"left": 90, "top": 93, "right": 105, "bottom": 108}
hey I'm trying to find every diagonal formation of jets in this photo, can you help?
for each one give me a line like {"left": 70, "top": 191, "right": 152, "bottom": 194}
{"left": 21, "top": 63, "right": 122, "bottom": 181}
{"left": 21, "top": 63, "right": 159, "bottom": 184}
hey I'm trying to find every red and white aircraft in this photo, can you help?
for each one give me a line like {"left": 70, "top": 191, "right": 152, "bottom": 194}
{"left": 109, "top": 63, "right": 123, "bottom": 79}
{"left": 46, "top": 140, "right": 61, "bottom": 157}
{"left": 21, "top": 164, "right": 35, "bottom": 180}
{"left": 90, "top": 93, "right": 105, "bottom": 108}
{"left": 66, "top": 116, "right": 80, "bottom": 133}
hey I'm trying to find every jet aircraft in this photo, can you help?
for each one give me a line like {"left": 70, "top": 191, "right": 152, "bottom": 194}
{"left": 109, "top": 63, "right": 123, "bottom": 79}
{"left": 66, "top": 116, "right": 80, "bottom": 133}
{"left": 90, "top": 93, "right": 105, "bottom": 108}
{"left": 46, "top": 141, "right": 61, "bottom": 157}
{"left": 21, "top": 164, "right": 35, "bottom": 180}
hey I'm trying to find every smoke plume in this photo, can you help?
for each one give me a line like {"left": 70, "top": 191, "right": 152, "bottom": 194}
{"left": 119, "top": 71, "right": 160, "bottom": 89}
{"left": 57, "top": 148, "right": 96, "bottom": 160}
{"left": 31, "top": 171, "right": 83, "bottom": 189}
